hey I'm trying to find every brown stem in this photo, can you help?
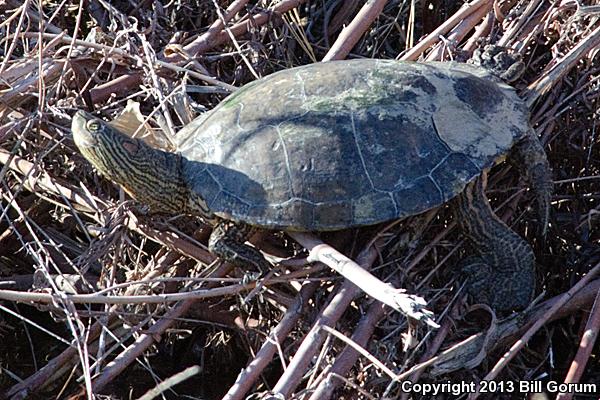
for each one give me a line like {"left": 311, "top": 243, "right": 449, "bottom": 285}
{"left": 322, "top": 0, "right": 389, "bottom": 62}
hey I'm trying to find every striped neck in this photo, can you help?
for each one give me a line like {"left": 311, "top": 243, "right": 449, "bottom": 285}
{"left": 72, "top": 111, "right": 193, "bottom": 215}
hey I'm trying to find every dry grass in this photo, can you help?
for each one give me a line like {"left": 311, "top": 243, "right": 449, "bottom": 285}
{"left": 0, "top": 0, "right": 599, "bottom": 399}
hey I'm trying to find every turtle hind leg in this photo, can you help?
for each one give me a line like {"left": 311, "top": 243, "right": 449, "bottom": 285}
{"left": 208, "top": 221, "right": 271, "bottom": 272}
{"left": 510, "top": 133, "right": 553, "bottom": 238}
{"left": 455, "top": 176, "right": 535, "bottom": 311}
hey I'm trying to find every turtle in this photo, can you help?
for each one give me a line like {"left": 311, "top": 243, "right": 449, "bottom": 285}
{"left": 71, "top": 56, "right": 552, "bottom": 311}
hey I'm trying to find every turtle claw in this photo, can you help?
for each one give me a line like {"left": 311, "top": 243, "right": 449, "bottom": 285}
{"left": 241, "top": 271, "right": 262, "bottom": 285}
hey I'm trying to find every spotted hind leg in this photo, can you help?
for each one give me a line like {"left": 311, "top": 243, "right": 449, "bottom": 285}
{"left": 208, "top": 221, "right": 271, "bottom": 272}
{"left": 455, "top": 176, "right": 536, "bottom": 311}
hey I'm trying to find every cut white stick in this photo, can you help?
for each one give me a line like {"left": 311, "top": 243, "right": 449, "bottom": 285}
{"left": 288, "top": 231, "right": 438, "bottom": 328}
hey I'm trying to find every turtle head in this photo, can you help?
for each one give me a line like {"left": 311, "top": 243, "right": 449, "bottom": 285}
{"left": 71, "top": 110, "right": 190, "bottom": 214}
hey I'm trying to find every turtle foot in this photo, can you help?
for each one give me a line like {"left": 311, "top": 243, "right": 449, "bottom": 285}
{"left": 459, "top": 256, "right": 535, "bottom": 311}
{"left": 209, "top": 221, "right": 271, "bottom": 272}
{"left": 470, "top": 44, "right": 525, "bottom": 83}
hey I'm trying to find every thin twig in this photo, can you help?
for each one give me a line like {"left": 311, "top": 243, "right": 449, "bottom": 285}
{"left": 137, "top": 365, "right": 201, "bottom": 400}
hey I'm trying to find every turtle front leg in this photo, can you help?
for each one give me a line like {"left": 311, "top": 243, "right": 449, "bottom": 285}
{"left": 509, "top": 132, "right": 553, "bottom": 237}
{"left": 454, "top": 175, "right": 535, "bottom": 311}
{"left": 208, "top": 221, "right": 271, "bottom": 272}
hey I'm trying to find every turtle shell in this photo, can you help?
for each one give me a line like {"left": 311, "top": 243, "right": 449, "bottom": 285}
{"left": 176, "top": 59, "right": 529, "bottom": 231}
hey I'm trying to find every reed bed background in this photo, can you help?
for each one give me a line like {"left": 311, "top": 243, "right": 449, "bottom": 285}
{"left": 0, "top": 0, "right": 599, "bottom": 399}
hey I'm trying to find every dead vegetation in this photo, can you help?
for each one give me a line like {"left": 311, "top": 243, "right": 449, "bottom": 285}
{"left": 0, "top": 0, "right": 599, "bottom": 399}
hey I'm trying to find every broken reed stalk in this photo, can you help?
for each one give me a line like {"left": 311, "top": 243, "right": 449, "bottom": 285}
{"left": 424, "top": 2, "right": 490, "bottom": 60}
{"left": 289, "top": 232, "right": 436, "bottom": 326}
{"left": 400, "top": 0, "right": 493, "bottom": 61}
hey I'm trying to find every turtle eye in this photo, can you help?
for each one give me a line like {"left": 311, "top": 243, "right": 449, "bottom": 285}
{"left": 87, "top": 120, "right": 101, "bottom": 132}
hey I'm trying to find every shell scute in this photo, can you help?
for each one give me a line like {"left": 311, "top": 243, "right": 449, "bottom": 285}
{"left": 430, "top": 153, "right": 481, "bottom": 201}
{"left": 453, "top": 76, "right": 505, "bottom": 118}
{"left": 393, "top": 176, "right": 443, "bottom": 216}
